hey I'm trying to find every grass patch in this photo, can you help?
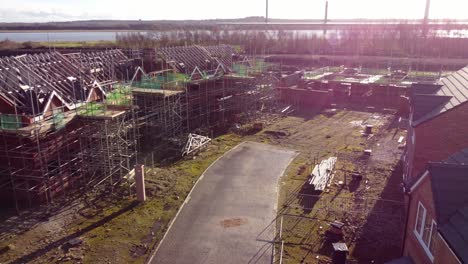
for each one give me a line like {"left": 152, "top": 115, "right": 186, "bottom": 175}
{"left": 0, "top": 134, "right": 242, "bottom": 264}
{"left": 36, "top": 41, "right": 117, "bottom": 48}
{"left": 80, "top": 134, "right": 243, "bottom": 263}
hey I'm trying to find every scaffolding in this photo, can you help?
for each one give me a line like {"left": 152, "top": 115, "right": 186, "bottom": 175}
{"left": 126, "top": 48, "right": 280, "bottom": 164}
{"left": 0, "top": 108, "right": 138, "bottom": 209}
{"left": 0, "top": 45, "right": 279, "bottom": 209}
{"left": 78, "top": 108, "right": 138, "bottom": 189}
{"left": 0, "top": 49, "right": 137, "bottom": 210}
{"left": 0, "top": 109, "right": 84, "bottom": 208}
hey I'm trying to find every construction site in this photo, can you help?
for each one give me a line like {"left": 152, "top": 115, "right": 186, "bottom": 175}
{"left": 0, "top": 45, "right": 281, "bottom": 210}
{"left": 0, "top": 24, "right": 467, "bottom": 263}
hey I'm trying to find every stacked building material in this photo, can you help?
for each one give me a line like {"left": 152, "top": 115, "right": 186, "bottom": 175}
{"left": 309, "top": 156, "right": 337, "bottom": 191}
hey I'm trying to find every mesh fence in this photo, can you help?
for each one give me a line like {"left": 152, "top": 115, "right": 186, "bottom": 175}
{"left": 0, "top": 114, "right": 21, "bottom": 129}
{"left": 78, "top": 102, "right": 106, "bottom": 116}
{"left": 133, "top": 73, "right": 189, "bottom": 90}
{"left": 233, "top": 60, "right": 274, "bottom": 76}
{"left": 53, "top": 112, "right": 65, "bottom": 130}
{"left": 107, "top": 86, "right": 132, "bottom": 106}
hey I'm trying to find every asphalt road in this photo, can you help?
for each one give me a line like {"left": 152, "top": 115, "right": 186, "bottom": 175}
{"left": 149, "top": 141, "right": 296, "bottom": 264}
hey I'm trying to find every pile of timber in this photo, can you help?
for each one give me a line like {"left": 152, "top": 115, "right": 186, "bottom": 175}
{"left": 309, "top": 157, "right": 337, "bottom": 191}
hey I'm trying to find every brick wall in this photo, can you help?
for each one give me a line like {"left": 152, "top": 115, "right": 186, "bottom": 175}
{"left": 277, "top": 87, "right": 331, "bottom": 108}
{"left": 404, "top": 175, "right": 437, "bottom": 264}
{"left": 408, "top": 103, "right": 468, "bottom": 183}
{"left": 404, "top": 174, "right": 461, "bottom": 264}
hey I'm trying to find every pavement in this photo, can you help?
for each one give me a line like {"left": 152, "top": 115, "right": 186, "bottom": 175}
{"left": 149, "top": 141, "right": 296, "bottom": 264}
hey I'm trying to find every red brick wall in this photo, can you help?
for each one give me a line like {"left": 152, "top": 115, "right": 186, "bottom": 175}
{"left": 409, "top": 103, "right": 468, "bottom": 183}
{"left": 43, "top": 96, "right": 65, "bottom": 118}
{"left": 89, "top": 87, "right": 104, "bottom": 102}
{"left": 277, "top": 87, "right": 331, "bottom": 107}
{"left": 404, "top": 174, "right": 461, "bottom": 264}
{"left": 404, "top": 175, "right": 436, "bottom": 264}
{"left": 0, "top": 95, "right": 15, "bottom": 114}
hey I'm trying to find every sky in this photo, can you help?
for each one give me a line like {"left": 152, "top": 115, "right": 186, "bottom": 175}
{"left": 0, "top": 0, "right": 467, "bottom": 23}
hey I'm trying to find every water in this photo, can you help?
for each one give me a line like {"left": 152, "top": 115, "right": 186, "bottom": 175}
{"left": 0, "top": 31, "right": 121, "bottom": 42}
{"left": 1, "top": 29, "right": 467, "bottom": 42}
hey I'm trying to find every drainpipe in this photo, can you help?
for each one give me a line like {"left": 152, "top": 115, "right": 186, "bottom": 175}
{"left": 401, "top": 186, "right": 411, "bottom": 256}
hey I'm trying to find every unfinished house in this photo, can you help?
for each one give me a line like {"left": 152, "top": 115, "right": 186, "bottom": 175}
{"left": 0, "top": 44, "right": 277, "bottom": 209}
{"left": 0, "top": 50, "right": 136, "bottom": 209}
{"left": 277, "top": 68, "right": 408, "bottom": 110}
{"left": 130, "top": 45, "right": 276, "bottom": 151}
{"left": 64, "top": 49, "right": 132, "bottom": 82}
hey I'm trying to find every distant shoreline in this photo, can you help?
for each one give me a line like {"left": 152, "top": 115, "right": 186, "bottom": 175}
{"left": 0, "top": 30, "right": 147, "bottom": 33}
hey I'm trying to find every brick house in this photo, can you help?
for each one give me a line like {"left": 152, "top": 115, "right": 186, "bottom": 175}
{"left": 403, "top": 66, "right": 468, "bottom": 187}
{"left": 391, "top": 66, "right": 468, "bottom": 264}
{"left": 401, "top": 149, "right": 468, "bottom": 264}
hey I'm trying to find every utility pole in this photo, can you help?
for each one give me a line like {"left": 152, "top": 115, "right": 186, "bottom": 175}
{"left": 423, "top": 0, "right": 430, "bottom": 37}
{"left": 266, "top": 0, "right": 269, "bottom": 24}
{"left": 323, "top": 0, "right": 329, "bottom": 36}
{"left": 424, "top": 0, "right": 430, "bottom": 23}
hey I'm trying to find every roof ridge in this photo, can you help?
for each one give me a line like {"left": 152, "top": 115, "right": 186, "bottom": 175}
{"left": 429, "top": 162, "right": 468, "bottom": 169}
{"left": 450, "top": 72, "right": 468, "bottom": 101}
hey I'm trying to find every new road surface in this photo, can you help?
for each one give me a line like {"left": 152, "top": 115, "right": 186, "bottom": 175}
{"left": 149, "top": 141, "right": 296, "bottom": 264}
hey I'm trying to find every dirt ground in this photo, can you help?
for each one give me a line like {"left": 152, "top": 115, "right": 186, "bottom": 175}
{"left": 263, "top": 110, "right": 406, "bottom": 263}
{"left": 0, "top": 109, "right": 406, "bottom": 264}
{"left": 0, "top": 134, "right": 243, "bottom": 264}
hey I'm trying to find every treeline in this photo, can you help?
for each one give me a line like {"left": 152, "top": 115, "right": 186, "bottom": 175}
{"left": 0, "top": 18, "right": 265, "bottom": 31}
{"left": 116, "top": 28, "right": 468, "bottom": 58}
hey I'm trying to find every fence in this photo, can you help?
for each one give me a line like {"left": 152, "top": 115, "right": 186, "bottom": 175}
{"left": 0, "top": 114, "right": 21, "bottom": 130}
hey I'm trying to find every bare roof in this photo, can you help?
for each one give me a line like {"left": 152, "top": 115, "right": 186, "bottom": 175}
{"left": 428, "top": 149, "right": 468, "bottom": 263}
{"left": 157, "top": 45, "right": 238, "bottom": 77}
{"left": 411, "top": 66, "right": 468, "bottom": 126}
{"left": 0, "top": 50, "right": 131, "bottom": 117}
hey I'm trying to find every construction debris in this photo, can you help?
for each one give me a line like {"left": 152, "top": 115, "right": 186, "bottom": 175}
{"left": 281, "top": 105, "right": 294, "bottom": 114}
{"left": 332, "top": 243, "right": 349, "bottom": 264}
{"left": 330, "top": 220, "right": 345, "bottom": 234}
{"left": 309, "top": 157, "right": 337, "bottom": 191}
{"left": 182, "top": 134, "right": 212, "bottom": 156}
{"left": 351, "top": 172, "right": 363, "bottom": 180}
{"left": 62, "top": 237, "right": 83, "bottom": 251}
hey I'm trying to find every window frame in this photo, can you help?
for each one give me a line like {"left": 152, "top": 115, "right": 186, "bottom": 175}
{"left": 414, "top": 202, "right": 426, "bottom": 236}
{"left": 413, "top": 201, "right": 436, "bottom": 262}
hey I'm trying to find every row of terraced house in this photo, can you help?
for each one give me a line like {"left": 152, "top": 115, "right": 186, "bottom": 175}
{"left": 389, "top": 66, "right": 468, "bottom": 264}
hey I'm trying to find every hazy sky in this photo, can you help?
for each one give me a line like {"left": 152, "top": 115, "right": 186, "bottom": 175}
{"left": 0, "top": 0, "right": 467, "bottom": 22}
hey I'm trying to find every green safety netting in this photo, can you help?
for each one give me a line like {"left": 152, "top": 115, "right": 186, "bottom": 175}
{"left": 79, "top": 102, "right": 105, "bottom": 116}
{"left": 107, "top": 87, "right": 132, "bottom": 106}
{"left": 133, "top": 73, "right": 189, "bottom": 90}
{"left": 0, "top": 114, "right": 21, "bottom": 129}
{"left": 233, "top": 64, "right": 248, "bottom": 76}
{"left": 233, "top": 60, "right": 273, "bottom": 76}
{"left": 253, "top": 61, "right": 267, "bottom": 73}
{"left": 53, "top": 112, "right": 65, "bottom": 130}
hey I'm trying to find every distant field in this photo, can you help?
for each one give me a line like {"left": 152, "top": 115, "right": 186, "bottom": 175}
{"left": 36, "top": 41, "right": 117, "bottom": 48}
